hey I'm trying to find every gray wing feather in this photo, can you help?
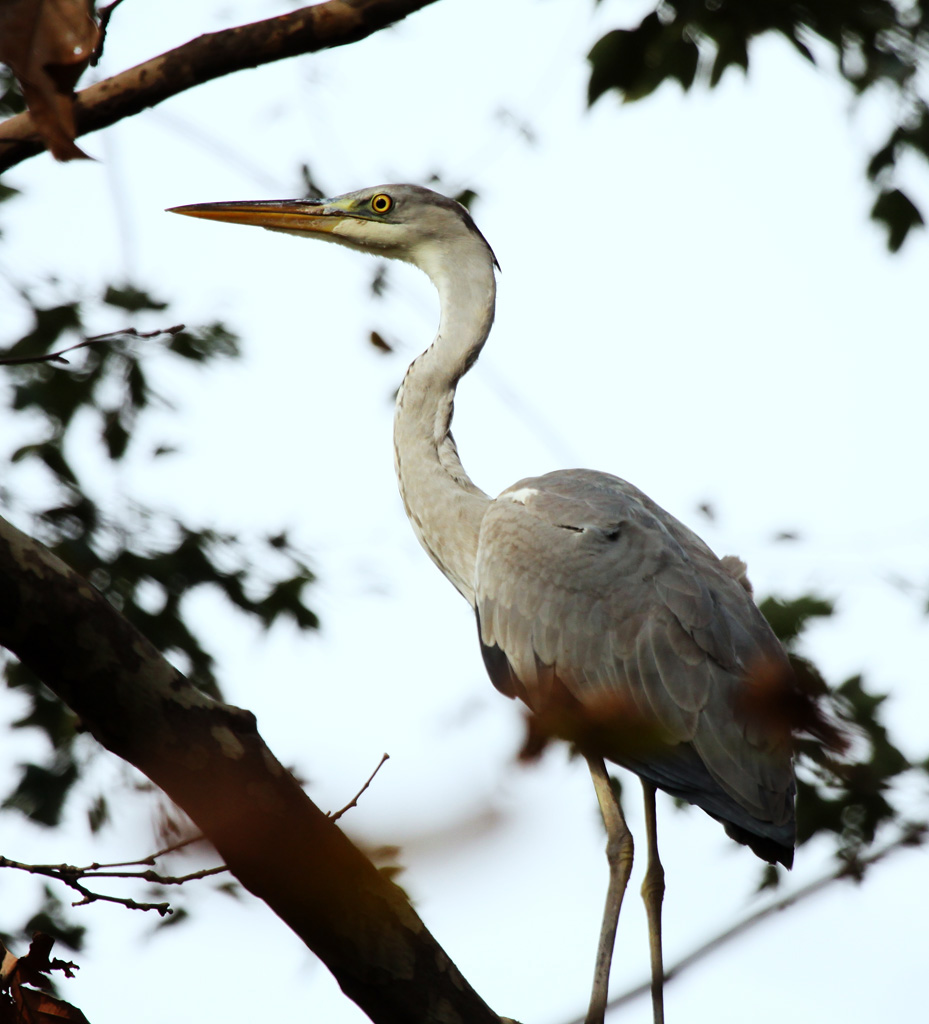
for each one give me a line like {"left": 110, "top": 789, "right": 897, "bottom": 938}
{"left": 475, "top": 468, "right": 795, "bottom": 859}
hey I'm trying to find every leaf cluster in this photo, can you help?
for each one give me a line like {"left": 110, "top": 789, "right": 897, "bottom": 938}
{"left": 0, "top": 283, "right": 319, "bottom": 841}
{"left": 588, "top": 0, "right": 929, "bottom": 249}
{"left": 756, "top": 594, "right": 926, "bottom": 887}
{"left": 0, "top": 885, "right": 86, "bottom": 960}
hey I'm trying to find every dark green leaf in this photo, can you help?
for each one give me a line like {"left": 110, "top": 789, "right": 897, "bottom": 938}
{"left": 87, "top": 795, "right": 109, "bottom": 834}
{"left": 125, "top": 359, "right": 150, "bottom": 411}
{"left": 588, "top": 22, "right": 660, "bottom": 105}
{"left": 254, "top": 574, "right": 319, "bottom": 630}
{"left": 298, "top": 162, "right": 327, "bottom": 201}
{"left": 588, "top": 12, "right": 702, "bottom": 105}
{"left": 43, "top": 495, "right": 100, "bottom": 540}
{"left": 166, "top": 322, "right": 239, "bottom": 362}
{"left": 835, "top": 674, "right": 886, "bottom": 721}
{"left": 3, "top": 760, "right": 80, "bottom": 827}
{"left": 866, "top": 139, "right": 897, "bottom": 181}
{"left": 5, "top": 303, "right": 82, "bottom": 358}
{"left": 24, "top": 889, "right": 86, "bottom": 952}
{"left": 102, "top": 408, "right": 130, "bottom": 460}
{"left": 871, "top": 187, "right": 924, "bottom": 251}
{"left": 671, "top": 30, "right": 700, "bottom": 90}
{"left": 370, "top": 266, "right": 388, "bottom": 297}
{"left": 453, "top": 188, "right": 478, "bottom": 210}
{"left": 758, "top": 594, "right": 835, "bottom": 647}
{"left": 102, "top": 285, "right": 168, "bottom": 312}
{"left": 709, "top": 30, "right": 749, "bottom": 87}
{"left": 755, "top": 863, "right": 780, "bottom": 892}
{"left": 796, "top": 776, "right": 846, "bottom": 843}
{"left": 11, "top": 685, "right": 77, "bottom": 750}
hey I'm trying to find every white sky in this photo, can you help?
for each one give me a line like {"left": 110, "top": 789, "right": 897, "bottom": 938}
{"left": 1, "top": 1, "right": 928, "bottom": 1023}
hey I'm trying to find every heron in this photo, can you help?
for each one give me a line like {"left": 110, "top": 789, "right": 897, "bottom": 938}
{"left": 170, "top": 185, "right": 801, "bottom": 1024}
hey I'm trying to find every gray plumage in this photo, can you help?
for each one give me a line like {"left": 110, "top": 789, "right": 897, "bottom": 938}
{"left": 171, "top": 183, "right": 800, "bottom": 1024}
{"left": 476, "top": 469, "right": 794, "bottom": 863}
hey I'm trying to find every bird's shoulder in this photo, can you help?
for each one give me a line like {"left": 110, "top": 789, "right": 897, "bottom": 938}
{"left": 478, "top": 468, "right": 729, "bottom": 601}
{"left": 475, "top": 468, "right": 787, "bottom": 731}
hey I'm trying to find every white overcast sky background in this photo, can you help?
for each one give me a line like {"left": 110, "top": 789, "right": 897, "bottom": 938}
{"left": 1, "top": 1, "right": 928, "bottom": 1023}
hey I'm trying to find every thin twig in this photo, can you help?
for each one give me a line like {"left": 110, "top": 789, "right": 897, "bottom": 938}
{"left": 67, "top": 864, "right": 228, "bottom": 885}
{"left": 0, "top": 835, "right": 230, "bottom": 917}
{"left": 0, "top": 324, "right": 185, "bottom": 366}
{"left": 564, "top": 824, "right": 927, "bottom": 1024}
{"left": 330, "top": 753, "right": 390, "bottom": 822}
{"left": 70, "top": 891, "right": 173, "bottom": 915}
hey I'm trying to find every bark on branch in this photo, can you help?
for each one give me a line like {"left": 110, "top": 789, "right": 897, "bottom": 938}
{"left": 0, "top": 513, "right": 502, "bottom": 1024}
{"left": 0, "top": 0, "right": 441, "bottom": 173}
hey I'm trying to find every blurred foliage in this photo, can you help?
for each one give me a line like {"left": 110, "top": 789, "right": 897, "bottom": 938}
{"left": 0, "top": 279, "right": 319, "bottom": 843}
{"left": 588, "top": 0, "right": 929, "bottom": 250}
{"left": 757, "top": 594, "right": 834, "bottom": 647}
{"left": 0, "top": 266, "right": 321, "bottom": 944}
{"left": 21, "top": 886, "right": 86, "bottom": 954}
{"left": 756, "top": 593, "right": 927, "bottom": 888}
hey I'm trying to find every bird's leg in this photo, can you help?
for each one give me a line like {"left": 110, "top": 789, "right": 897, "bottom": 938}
{"left": 640, "top": 781, "right": 666, "bottom": 1024}
{"left": 585, "top": 756, "right": 634, "bottom": 1024}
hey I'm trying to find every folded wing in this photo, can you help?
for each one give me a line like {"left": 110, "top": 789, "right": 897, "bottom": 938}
{"left": 475, "top": 469, "right": 795, "bottom": 865}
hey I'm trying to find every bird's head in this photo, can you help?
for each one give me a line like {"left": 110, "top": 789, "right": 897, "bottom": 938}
{"left": 168, "top": 184, "right": 499, "bottom": 277}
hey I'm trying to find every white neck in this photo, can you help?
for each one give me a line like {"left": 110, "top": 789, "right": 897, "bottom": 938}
{"left": 393, "top": 236, "right": 497, "bottom": 606}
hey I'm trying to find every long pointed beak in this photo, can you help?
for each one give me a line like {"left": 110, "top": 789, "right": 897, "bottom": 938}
{"left": 167, "top": 199, "right": 341, "bottom": 234}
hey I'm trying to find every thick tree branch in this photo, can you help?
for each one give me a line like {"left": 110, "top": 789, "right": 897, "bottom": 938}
{"left": 0, "top": 514, "right": 502, "bottom": 1024}
{"left": 0, "top": 0, "right": 441, "bottom": 173}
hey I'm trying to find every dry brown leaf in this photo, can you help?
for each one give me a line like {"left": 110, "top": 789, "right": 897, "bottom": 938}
{"left": 11, "top": 984, "right": 91, "bottom": 1024}
{"left": 0, "top": 0, "right": 99, "bottom": 159}
{"left": 0, "top": 935, "right": 88, "bottom": 1024}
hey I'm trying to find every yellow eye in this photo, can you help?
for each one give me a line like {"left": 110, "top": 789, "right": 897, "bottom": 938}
{"left": 371, "top": 193, "right": 392, "bottom": 214}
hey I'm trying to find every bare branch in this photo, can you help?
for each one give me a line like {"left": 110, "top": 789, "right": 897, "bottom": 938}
{"left": 330, "top": 752, "right": 390, "bottom": 822}
{"left": 0, "top": 854, "right": 181, "bottom": 915}
{"left": 0, "top": 0, "right": 442, "bottom": 172}
{"left": 0, "top": 324, "right": 185, "bottom": 366}
{"left": 70, "top": 891, "right": 173, "bottom": 915}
